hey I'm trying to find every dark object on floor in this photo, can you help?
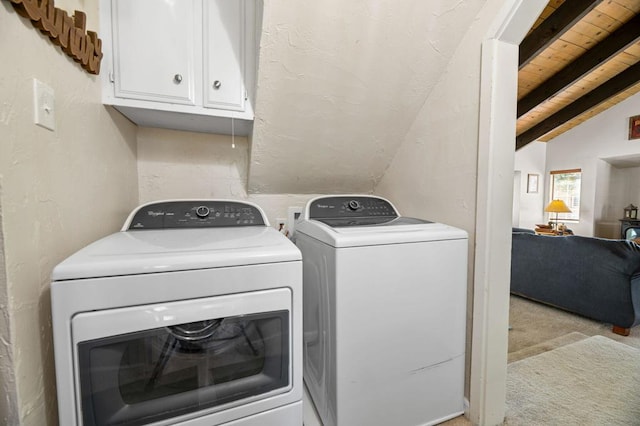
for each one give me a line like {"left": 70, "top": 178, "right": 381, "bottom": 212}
{"left": 511, "top": 231, "right": 640, "bottom": 335}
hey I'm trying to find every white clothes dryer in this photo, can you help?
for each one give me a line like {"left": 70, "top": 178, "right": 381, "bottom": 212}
{"left": 51, "top": 200, "right": 302, "bottom": 426}
{"left": 295, "top": 195, "right": 468, "bottom": 426}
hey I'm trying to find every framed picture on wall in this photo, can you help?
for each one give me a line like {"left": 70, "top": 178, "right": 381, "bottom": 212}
{"left": 527, "top": 174, "right": 539, "bottom": 193}
{"left": 629, "top": 115, "right": 640, "bottom": 140}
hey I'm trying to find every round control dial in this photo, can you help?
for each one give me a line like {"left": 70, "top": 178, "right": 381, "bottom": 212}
{"left": 347, "top": 200, "right": 361, "bottom": 211}
{"left": 195, "top": 206, "right": 210, "bottom": 218}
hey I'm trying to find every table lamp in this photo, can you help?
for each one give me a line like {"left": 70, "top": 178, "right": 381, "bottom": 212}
{"left": 544, "top": 199, "right": 572, "bottom": 230}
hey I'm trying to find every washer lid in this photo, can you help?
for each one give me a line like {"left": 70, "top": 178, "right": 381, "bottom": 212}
{"left": 295, "top": 218, "right": 467, "bottom": 247}
{"left": 315, "top": 216, "right": 428, "bottom": 227}
{"left": 52, "top": 227, "right": 301, "bottom": 281}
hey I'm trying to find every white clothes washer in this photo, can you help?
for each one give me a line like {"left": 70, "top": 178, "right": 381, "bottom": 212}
{"left": 51, "top": 200, "right": 302, "bottom": 426}
{"left": 295, "top": 195, "right": 468, "bottom": 426}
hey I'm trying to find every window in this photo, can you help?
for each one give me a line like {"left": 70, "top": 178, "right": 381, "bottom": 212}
{"left": 550, "top": 169, "right": 581, "bottom": 221}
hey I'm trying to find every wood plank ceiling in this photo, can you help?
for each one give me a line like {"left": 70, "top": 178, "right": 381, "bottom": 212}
{"left": 516, "top": 0, "right": 640, "bottom": 150}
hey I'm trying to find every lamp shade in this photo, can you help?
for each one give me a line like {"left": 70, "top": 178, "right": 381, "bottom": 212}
{"left": 544, "top": 199, "right": 572, "bottom": 213}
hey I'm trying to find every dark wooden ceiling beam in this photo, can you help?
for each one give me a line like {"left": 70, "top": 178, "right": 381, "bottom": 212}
{"left": 516, "top": 60, "right": 640, "bottom": 150}
{"left": 518, "top": 14, "right": 640, "bottom": 117}
{"left": 519, "top": 0, "right": 603, "bottom": 69}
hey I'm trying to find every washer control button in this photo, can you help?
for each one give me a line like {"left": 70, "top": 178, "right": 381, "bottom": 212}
{"left": 348, "top": 200, "right": 361, "bottom": 211}
{"left": 195, "top": 206, "right": 210, "bottom": 218}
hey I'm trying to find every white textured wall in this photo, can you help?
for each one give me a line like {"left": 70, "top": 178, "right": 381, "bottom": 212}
{"left": 138, "top": 128, "right": 250, "bottom": 202}
{"left": 514, "top": 142, "right": 547, "bottom": 229}
{"left": 137, "top": 127, "right": 320, "bottom": 229}
{"left": 545, "top": 92, "right": 640, "bottom": 236}
{"left": 607, "top": 165, "right": 628, "bottom": 220}
{"left": 0, "top": 201, "right": 17, "bottom": 426}
{"left": 249, "top": 0, "right": 488, "bottom": 194}
{"left": 595, "top": 163, "right": 640, "bottom": 238}
{"left": 375, "top": 0, "right": 513, "bottom": 229}
{"left": 0, "top": 2, "right": 139, "bottom": 424}
{"left": 620, "top": 166, "right": 640, "bottom": 210}
{"left": 593, "top": 160, "right": 618, "bottom": 238}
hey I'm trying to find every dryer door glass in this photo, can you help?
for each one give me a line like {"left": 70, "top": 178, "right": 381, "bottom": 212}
{"left": 77, "top": 310, "right": 289, "bottom": 426}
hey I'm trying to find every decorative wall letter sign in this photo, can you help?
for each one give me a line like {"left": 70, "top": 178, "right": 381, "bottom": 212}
{"left": 5, "top": 0, "right": 103, "bottom": 75}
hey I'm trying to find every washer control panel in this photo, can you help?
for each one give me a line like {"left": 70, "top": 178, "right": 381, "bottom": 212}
{"left": 309, "top": 196, "right": 398, "bottom": 219}
{"left": 126, "top": 200, "right": 266, "bottom": 230}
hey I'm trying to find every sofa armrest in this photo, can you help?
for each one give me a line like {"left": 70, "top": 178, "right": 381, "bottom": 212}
{"left": 630, "top": 274, "right": 640, "bottom": 328}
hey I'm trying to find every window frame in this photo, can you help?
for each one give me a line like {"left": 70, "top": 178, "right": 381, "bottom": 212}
{"left": 549, "top": 168, "right": 581, "bottom": 222}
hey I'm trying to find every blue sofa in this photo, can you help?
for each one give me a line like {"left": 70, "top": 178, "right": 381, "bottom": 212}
{"left": 511, "top": 230, "right": 640, "bottom": 335}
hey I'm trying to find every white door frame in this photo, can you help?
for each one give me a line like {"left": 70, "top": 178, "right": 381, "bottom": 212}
{"left": 513, "top": 171, "right": 522, "bottom": 227}
{"left": 470, "top": 1, "right": 548, "bottom": 424}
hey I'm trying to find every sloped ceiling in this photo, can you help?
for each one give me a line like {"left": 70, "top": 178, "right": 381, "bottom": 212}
{"left": 248, "top": 0, "right": 487, "bottom": 194}
{"left": 516, "top": 0, "right": 640, "bottom": 149}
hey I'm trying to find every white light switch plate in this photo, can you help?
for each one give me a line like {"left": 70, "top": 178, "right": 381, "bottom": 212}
{"left": 33, "top": 79, "right": 55, "bottom": 131}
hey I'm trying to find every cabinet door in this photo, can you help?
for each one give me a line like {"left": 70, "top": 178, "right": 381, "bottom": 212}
{"left": 111, "top": 0, "right": 200, "bottom": 105}
{"left": 204, "top": 0, "right": 246, "bottom": 112}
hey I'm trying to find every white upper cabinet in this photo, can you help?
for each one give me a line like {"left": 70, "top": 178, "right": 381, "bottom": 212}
{"left": 111, "top": 0, "right": 199, "bottom": 105}
{"left": 204, "top": 0, "right": 246, "bottom": 111}
{"left": 101, "top": 0, "right": 256, "bottom": 135}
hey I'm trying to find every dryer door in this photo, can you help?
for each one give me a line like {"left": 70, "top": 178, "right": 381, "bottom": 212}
{"left": 71, "top": 288, "right": 292, "bottom": 426}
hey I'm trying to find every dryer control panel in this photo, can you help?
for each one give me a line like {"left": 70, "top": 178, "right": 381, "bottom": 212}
{"left": 125, "top": 200, "right": 266, "bottom": 230}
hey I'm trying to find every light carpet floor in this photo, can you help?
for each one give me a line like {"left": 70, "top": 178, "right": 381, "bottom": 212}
{"left": 509, "top": 295, "right": 640, "bottom": 353}
{"left": 505, "top": 335, "right": 640, "bottom": 425}
{"left": 508, "top": 331, "right": 588, "bottom": 363}
{"left": 442, "top": 296, "right": 640, "bottom": 425}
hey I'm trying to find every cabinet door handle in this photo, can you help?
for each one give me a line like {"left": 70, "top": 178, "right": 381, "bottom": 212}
{"left": 213, "top": 80, "right": 222, "bottom": 89}
{"left": 174, "top": 74, "right": 183, "bottom": 84}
